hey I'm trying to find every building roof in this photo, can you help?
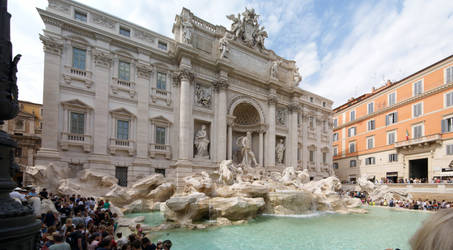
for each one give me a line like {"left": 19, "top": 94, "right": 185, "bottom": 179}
{"left": 333, "top": 54, "right": 453, "bottom": 113}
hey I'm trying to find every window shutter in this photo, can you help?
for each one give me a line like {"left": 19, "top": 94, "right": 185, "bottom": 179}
{"left": 442, "top": 119, "right": 447, "bottom": 133}
{"left": 447, "top": 67, "right": 452, "bottom": 84}
{"left": 394, "top": 112, "right": 398, "bottom": 123}
{"left": 385, "top": 115, "right": 389, "bottom": 125}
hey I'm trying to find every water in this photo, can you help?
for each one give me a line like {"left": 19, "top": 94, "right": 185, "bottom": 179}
{"left": 127, "top": 207, "right": 430, "bottom": 250}
{"left": 124, "top": 212, "right": 164, "bottom": 226}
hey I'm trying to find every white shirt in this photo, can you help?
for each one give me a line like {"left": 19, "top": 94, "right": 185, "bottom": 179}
{"left": 10, "top": 191, "right": 26, "bottom": 202}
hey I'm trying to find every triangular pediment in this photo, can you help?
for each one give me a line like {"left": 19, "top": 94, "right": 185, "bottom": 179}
{"left": 150, "top": 115, "right": 172, "bottom": 124}
{"left": 61, "top": 99, "right": 93, "bottom": 109}
{"left": 110, "top": 107, "right": 135, "bottom": 117}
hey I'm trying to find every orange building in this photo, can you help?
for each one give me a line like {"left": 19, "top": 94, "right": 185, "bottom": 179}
{"left": 332, "top": 55, "right": 453, "bottom": 183}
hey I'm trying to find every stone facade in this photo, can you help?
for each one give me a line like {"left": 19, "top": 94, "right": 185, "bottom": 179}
{"left": 36, "top": 0, "right": 333, "bottom": 187}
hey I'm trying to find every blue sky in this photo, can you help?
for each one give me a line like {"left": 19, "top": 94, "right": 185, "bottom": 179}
{"left": 9, "top": 0, "right": 453, "bottom": 107}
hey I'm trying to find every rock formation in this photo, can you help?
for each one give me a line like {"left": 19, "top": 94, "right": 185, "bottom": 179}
{"left": 356, "top": 176, "right": 412, "bottom": 203}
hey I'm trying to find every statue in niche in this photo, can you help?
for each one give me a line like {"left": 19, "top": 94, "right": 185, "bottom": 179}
{"left": 195, "top": 84, "right": 212, "bottom": 108}
{"left": 271, "top": 60, "right": 281, "bottom": 79}
{"left": 195, "top": 124, "right": 209, "bottom": 158}
{"left": 236, "top": 131, "right": 258, "bottom": 167}
{"left": 182, "top": 20, "right": 193, "bottom": 44}
{"left": 276, "top": 139, "right": 285, "bottom": 164}
{"left": 219, "top": 33, "right": 230, "bottom": 59}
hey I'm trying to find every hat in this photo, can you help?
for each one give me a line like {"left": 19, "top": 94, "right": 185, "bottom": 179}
{"left": 14, "top": 187, "right": 25, "bottom": 192}
{"left": 46, "top": 234, "right": 54, "bottom": 241}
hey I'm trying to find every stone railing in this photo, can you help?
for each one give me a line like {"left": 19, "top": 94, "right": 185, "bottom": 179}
{"left": 394, "top": 134, "right": 441, "bottom": 148}
{"left": 149, "top": 143, "right": 171, "bottom": 159}
{"left": 192, "top": 16, "right": 216, "bottom": 33}
{"left": 150, "top": 87, "right": 172, "bottom": 105}
{"left": 60, "top": 132, "right": 92, "bottom": 152}
{"left": 108, "top": 138, "right": 135, "bottom": 156}
{"left": 63, "top": 65, "right": 93, "bottom": 88}
{"left": 111, "top": 77, "right": 136, "bottom": 97}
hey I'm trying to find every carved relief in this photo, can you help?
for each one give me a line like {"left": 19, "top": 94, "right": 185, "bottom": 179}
{"left": 226, "top": 8, "right": 267, "bottom": 50}
{"left": 93, "top": 50, "right": 112, "bottom": 68}
{"left": 134, "top": 29, "right": 154, "bottom": 43}
{"left": 276, "top": 107, "right": 287, "bottom": 126}
{"left": 194, "top": 83, "right": 212, "bottom": 108}
{"left": 91, "top": 13, "right": 116, "bottom": 29}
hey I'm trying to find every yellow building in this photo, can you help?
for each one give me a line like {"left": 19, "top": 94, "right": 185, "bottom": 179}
{"left": 333, "top": 55, "right": 453, "bottom": 183}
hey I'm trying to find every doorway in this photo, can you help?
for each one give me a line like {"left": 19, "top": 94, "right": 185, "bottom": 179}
{"left": 409, "top": 158, "right": 428, "bottom": 182}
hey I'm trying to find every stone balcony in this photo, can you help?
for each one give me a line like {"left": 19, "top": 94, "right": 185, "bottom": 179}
{"left": 62, "top": 65, "right": 93, "bottom": 88}
{"left": 108, "top": 138, "right": 135, "bottom": 156}
{"left": 60, "top": 132, "right": 92, "bottom": 152}
{"left": 150, "top": 87, "right": 172, "bottom": 105}
{"left": 149, "top": 143, "right": 171, "bottom": 159}
{"left": 394, "top": 134, "right": 442, "bottom": 149}
{"left": 111, "top": 77, "right": 136, "bottom": 97}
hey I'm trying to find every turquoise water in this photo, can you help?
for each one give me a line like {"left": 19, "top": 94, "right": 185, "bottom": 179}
{"left": 125, "top": 212, "right": 165, "bottom": 226}
{"left": 129, "top": 207, "right": 430, "bottom": 250}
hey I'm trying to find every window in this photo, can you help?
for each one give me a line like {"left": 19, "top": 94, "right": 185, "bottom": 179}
{"left": 365, "top": 157, "right": 376, "bottom": 165}
{"left": 155, "top": 168, "right": 166, "bottom": 177}
{"left": 447, "top": 145, "right": 453, "bottom": 155}
{"left": 15, "top": 119, "right": 24, "bottom": 130}
{"left": 348, "top": 127, "right": 356, "bottom": 137}
{"left": 72, "top": 48, "right": 86, "bottom": 70}
{"left": 322, "top": 101, "right": 326, "bottom": 107}
{"left": 349, "top": 142, "right": 356, "bottom": 153}
{"left": 333, "top": 118, "right": 338, "bottom": 128}
{"left": 386, "top": 112, "right": 398, "bottom": 125}
{"left": 368, "top": 102, "right": 374, "bottom": 114}
{"left": 367, "top": 137, "right": 374, "bottom": 149}
{"left": 445, "top": 66, "right": 453, "bottom": 84}
{"left": 333, "top": 163, "right": 338, "bottom": 169}
{"left": 350, "top": 110, "right": 356, "bottom": 121}
{"left": 442, "top": 117, "right": 453, "bottom": 133}
{"left": 158, "top": 41, "right": 167, "bottom": 50}
{"left": 155, "top": 126, "right": 166, "bottom": 145}
{"left": 119, "top": 26, "right": 130, "bottom": 37}
{"left": 446, "top": 92, "right": 453, "bottom": 107}
{"left": 333, "top": 147, "right": 338, "bottom": 156}
{"left": 322, "top": 120, "right": 327, "bottom": 132}
{"left": 118, "top": 61, "right": 130, "bottom": 81}
{"left": 368, "top": 120, "right": 375, "bottom": 131}
{"left": 413, "top": 124, "right": 423, "bottom": 139}
{"left": 157, "top": 72, "right": 167, "bottom": 90}
{"left": 309, "top": 117, "right": 314, "bottom": 128}
{"left": 70, "top": 112, "right": 85, "bottom": 134}
{"left": 387, "top": 131, "right": 396, "bottom": 145}
{"left": 322, "top": 152, "right": 327, "bottom": 164}
{"left": 388, "top": 92, "right": 396, "bottom": 106}
{"left": 413, "top": 102, "right": 423, "bottom": 118}
{"left": 389, "top": 153, "right": 398, "bottom": 162}
{"left": 413, "top": 80, "right": 423, "bottom": 96}
{"left": 309, "top": 150, "right": 315, "bottom": 162}
{"left": 350, "top": 159, "right": 357, "bottom": 167}
{"left": 116, "top": 120, "right": 129, "bottom": 140}
{"left": 74, "top": 10, "right": 87, "bottom": 22}
{"left": 333, "top": 133, "right": 339, "bottom": 142}
{"left": 310, "top": 97, "right": 314, "bottom": 103}
{"left": 15, "top": 147, "right": 22, "bottom": 157}
{"left": 115, "top": 166, "right": 128, "bottom": 187}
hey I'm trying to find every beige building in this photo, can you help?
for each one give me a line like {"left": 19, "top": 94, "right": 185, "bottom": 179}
{"left": 36, "top": 0, "right": 333, "bottom": 187}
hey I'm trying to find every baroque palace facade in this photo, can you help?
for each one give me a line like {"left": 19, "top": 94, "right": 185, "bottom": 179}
{"left": 333, "top": 55, "right": 453, "bottom": 183}
{"left": 36, "top": 0, "right": 333, "bottom": 187}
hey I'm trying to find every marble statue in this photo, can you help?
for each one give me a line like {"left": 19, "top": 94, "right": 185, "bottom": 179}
{"left": 195, "top": 125, "right": 210, "bottom": 158}
{"left": 182, "top": 20, "right": 193, "bottom": 44}
{"left": 276, "top": 139, "right": 285, "bottom": 164}
{"left": 271, "top": 60, "right": 281, "bottom": 79}
{"left": 254, "top": 26, "right": 267, "bottom": 50}
{"left": 293, "top": 67, "right": 302, "bottom": 86}
{"left": 226, "top": 8, "right": 267, "bottom": 49}
{"left": 219, "top": 33, "right": 230, "bottom": 59}
{"left": 236, "top": 131, "right": 258, "bottom": 167}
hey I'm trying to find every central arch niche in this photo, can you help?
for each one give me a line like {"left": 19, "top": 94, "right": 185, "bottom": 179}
{"left": 233, "top": 103, "right": 261, "bottom": 126}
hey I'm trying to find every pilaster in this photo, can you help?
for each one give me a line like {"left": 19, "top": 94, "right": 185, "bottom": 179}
{"left": 265, "top": 89, "right": 277, "bottom": 168}
{"left": 213, "top": 74, "right": 229, "bottom": 162}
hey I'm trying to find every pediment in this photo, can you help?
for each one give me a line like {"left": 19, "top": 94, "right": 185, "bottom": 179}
{"left": 150, "top": 115, "right": 172, "bottom": 124}
{"left": 110, "top": 107, "right": 135, "bottom": 117}
{"left": 61, "top": 99, "right": 93, "bottom": 109}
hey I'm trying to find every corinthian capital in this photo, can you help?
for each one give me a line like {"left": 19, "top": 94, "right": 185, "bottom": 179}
{"left": 213, "top": 79, "right": 229, "bottom": 92}
{"left": 288, "top": 102, "right": 300, "bottom": 112}
{"left": 173, "top": 69, "right": 194, "bottom": 87}
{"left": 39, "top": 34, "right": 63, "bottom": 55}
{"left": 268, "top": 94, "right": 278, "bottom": 105}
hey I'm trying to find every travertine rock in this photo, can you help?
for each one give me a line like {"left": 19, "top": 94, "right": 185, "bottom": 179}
{"left": 357, "top": 176, "right": 412, "bottom": 203}
{"left": 147, "top": 182, "right": 175, "bottom": 202}
{"left": 183, "top": 172, "right": 213, "bottom": 195}
{"left": 209, "top": 197, "right": 265, "bottom": 221}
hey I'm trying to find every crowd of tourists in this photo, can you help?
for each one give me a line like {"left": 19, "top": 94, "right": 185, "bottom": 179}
{"left": 9, "top": 186, "right": 172, "bottom": 250}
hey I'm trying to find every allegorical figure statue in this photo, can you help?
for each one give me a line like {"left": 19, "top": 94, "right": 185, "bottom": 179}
{"left": 237, "top": 131, "right": 258, "bottom": 167}
{"left": 182, "top": 20, "right": 193, "bottom": 44}
{"left": 195, "top": 125, "right": 209, "bottom": 158}
{"left": 219, "top": 33, "right": 229, "bottom": 59}
{"left": 276, "top": 139, "right": 285, "bottom": 164}
{"left": 271, "top": 60, "right": 281, "bottom": 79}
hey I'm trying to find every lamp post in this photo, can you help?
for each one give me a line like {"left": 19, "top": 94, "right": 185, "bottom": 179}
{"left": 0, "top": 0, "right": 41, "bottom": 249}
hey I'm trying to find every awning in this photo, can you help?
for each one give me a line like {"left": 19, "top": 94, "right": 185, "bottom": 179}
{"left": 386, "top": 172, "right": 398, "bottom": 177}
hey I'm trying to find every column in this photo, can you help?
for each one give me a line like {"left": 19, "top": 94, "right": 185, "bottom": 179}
{"left": 36, "top": 35, "right": 64, "bottom": 163}
{"left": 259, "top": 131, "right": 264, "bottom": 167}
{"left": 288, "top": 102, "right": 299, "bottom": 167}
{"left": 214, "top": 78, "right": 228, "bottom": 162}
{"left": 265, "top": 90, "right": 277, "bottom": 168}
{"left": 177, "top": 69, "right": 194, "bottom": 160}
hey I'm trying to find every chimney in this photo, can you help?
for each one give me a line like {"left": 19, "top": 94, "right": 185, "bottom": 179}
{"left": 371, "top": 86, "right": 376, "bottom": 93}
{"left": 386, "top": 80, "right": 392, "bottom": 86}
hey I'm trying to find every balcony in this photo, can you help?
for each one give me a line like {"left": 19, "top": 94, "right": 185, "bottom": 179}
{"left": 149, "top": 143, "right": 171, "bottom": 159}
{"left": 111, "top": 77, "right": 136, "bottom": 97}
{"left": 63, "top": 65, "right": 93, "bottom": 88}
{"left": 60, "top": 132, "right": 92, "bottom": 152}
{"left": 108, "top": 138, "right": 135, "bottom": 156}
{"left": 150, "top": 87, "right": 172, "bottom": 106}
{"left": 395, "top": 134, "right": 442, "bottom": 149}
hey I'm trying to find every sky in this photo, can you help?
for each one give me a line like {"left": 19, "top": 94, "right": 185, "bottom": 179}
{"left": 8, "top": 0, "right": 453, "bottom": 107}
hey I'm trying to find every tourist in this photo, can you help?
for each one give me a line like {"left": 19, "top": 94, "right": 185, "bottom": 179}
{"left": 49, "top": 232, "right": 70, "bottom": 250}
{"left": 155, "top": 240, "right": 163, "bottom": 250}
{"left": 10, "top": 187, "right": 27, "bottom": 202}
{"left": 68, "top": 224, "right": 85, "bottom": 250}
{"left": 410, "top": 208, "right": 453, "bottom": 249}
{"left": 142, "top": 237, "right": 157, "bottom": 250}
{"left": 162, "top": 240, "right": 172, "bottom": 250}
{"left": 40, "top": 188, "right": 49, "bottom": 199}
{"left": 116, "top": 232, "right": 128, "bottom": 249}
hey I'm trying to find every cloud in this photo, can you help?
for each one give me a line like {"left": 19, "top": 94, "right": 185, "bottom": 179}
{"left": 294, "top": 42, "right": 320, "bottom": 80}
